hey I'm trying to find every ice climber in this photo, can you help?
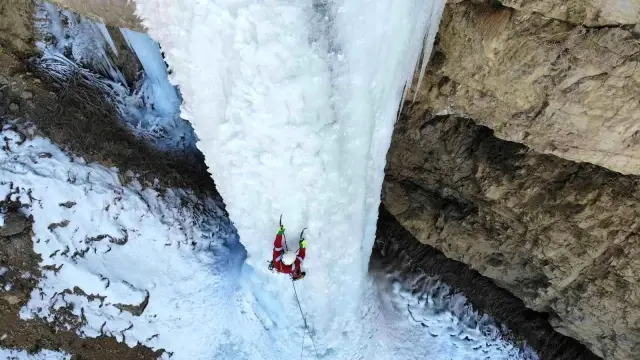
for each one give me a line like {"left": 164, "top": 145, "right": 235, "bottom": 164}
{"left": 269, "top": 223, "right": 307, "bottom": 281}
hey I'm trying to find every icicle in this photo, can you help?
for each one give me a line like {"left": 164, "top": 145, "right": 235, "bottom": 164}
{"left": 412, "top": 0, "right": 445, "bottom": 102}
{"left": 96, "top": 23, "right": 119, "bottom": 56}
{"left": 120, "top": 28, "right": 181, "bottom": 117}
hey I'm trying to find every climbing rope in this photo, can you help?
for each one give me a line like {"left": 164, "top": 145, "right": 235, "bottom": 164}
{"left": 292, "top": 280, "right": 320, "bottom": 359}
{"left": 299, "top": 330, "right": 305, "bottom": 359}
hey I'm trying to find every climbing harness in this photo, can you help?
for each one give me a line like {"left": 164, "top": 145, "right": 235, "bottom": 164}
{"left": 292, "top": 280, "right": 320, "bottom": 359}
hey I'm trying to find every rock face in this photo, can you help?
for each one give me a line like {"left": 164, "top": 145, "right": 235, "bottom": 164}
{"left": 372, "top": 207, "right": 599, "bottom": 360}
{"left": 414, "top": 1, "right": 640, "bottom": 175}
{"left": 48, "top": 0, "right": 144, "bottom": 32}
{"left": 0, "top": 212, "right": 28, "bottom": 237}
{"left": 393, "top": 6, "right": 640, "bottom": 354}
{"left": 0, "top": 0, "right": 37, "bottom": 57}
{"left": 383, "top": 110, "right": 640, "bottom": 360}
{"left": 501, "top": 0, "right": 640, "bottom": 26}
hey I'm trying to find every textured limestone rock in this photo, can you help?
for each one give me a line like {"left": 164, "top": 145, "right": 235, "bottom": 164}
{"left": 0, "top": 0, "right": 37, "bottom": 58}
{"left": 0, "top": 212, "right": 28, "bottom": 237}
{"left": 414, "top": 1, "right": 640, "bottom": 175}
{"left": 47, "top": 0, "right": 144, "bottom": 32}
{"left": 383, "top": 110, "right": 640, "bottom": 360}
{"left": 501, "top": 0, "right": 640, "bottom": 26}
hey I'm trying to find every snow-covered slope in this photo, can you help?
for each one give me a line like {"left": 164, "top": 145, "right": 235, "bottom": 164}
{"left": 0, "top": 124, "right": 250, "bottom": 359}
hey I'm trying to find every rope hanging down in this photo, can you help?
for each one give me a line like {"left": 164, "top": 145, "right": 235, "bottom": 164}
{"left": 292, "top": 281, "right": 320, "bottom": 359}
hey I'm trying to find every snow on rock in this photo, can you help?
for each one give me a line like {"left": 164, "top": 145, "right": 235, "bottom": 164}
{"left": 375, "top": 273, "right": 539, "bottom": 359}
{"left": 0, "top": 125, "right": 270, "bottom": 359}
{"left": 132, "top": 0, "right": 446, "bottom": 356}
{"left": 0, "top": 348, "right": 70, "bottom": 360}
{"left": 38, "top": 1, "right": 127, "bottom": 85}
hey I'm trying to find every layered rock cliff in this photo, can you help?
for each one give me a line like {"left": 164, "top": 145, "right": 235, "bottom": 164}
{"left": 416, "top": 0, "right": 640, "bottom": 175}
{"left": 384, "top": 4, "right": 640, "bottom": 356}
{"left": 384, "top": 110, "right": 639, "bottom": 360}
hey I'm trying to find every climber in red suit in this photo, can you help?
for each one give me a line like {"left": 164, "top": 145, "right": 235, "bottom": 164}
{"left": 270, "top": 224, "right": 306, "bottom": 281}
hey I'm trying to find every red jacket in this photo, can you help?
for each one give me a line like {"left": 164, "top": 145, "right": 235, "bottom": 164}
{"left": 272, "top": 234, "right": 306, "bottom": 276}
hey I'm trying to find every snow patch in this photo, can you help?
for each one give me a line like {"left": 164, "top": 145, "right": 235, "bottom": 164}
{"left": 377, "top": 273, "right": 539, "bottom": 359}
{"left": 0, "top": 127, "right": 267, "bottom": 359}
{"left": 0, "top": 348, "right": 71, "bottom": 360}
